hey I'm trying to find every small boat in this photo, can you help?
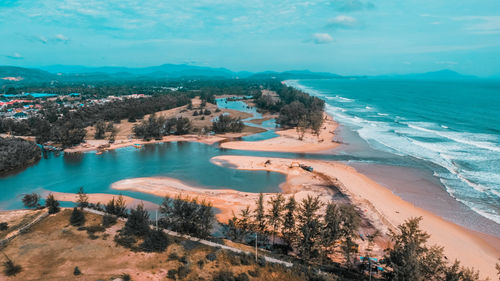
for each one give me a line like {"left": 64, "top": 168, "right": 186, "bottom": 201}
{"left": 96, "top": 151, "right": 103, "bottom": 155}
{"left": 134, "top": 143, "right": 143, "bottom": 149}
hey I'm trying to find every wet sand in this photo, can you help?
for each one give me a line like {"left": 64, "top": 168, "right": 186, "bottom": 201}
{"left": 220, "top": 113, "right": 340, "bottom": 153}
{"left": 212, "top": 155, "right": 500, "bottom": 279}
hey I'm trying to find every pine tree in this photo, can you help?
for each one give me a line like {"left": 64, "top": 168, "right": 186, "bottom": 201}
{"left": 281, "top": 196, "right": 297, "bottom": 249}
{"left": 253, "top": 193, "right": 266, "bottom": 234}
{"left": 76, "top": 187, "right": 89, "bottom": 209}
{"left": 296, "top": 195, "right": 323, "bottom": 260}
{"left": 45, "top": 193, "right": 60, "bottom": 214}
{"left": 266, "top": 193, "right": 285, "bottom": 245}
{"left": 22, "top": 193, "right": 40, "bottom": 209}
{"left": 70, "top": 207, "right": 85, "bottom": 226}
{"left": 114, "top": 194, "right": 127, "bottom": 217}
{"left": 123, "top": 203, "right": 150, "bottom": 237}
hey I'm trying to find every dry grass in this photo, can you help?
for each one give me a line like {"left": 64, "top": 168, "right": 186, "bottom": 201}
{"left": 0, "top": 209, "right": 306, "bottom": 281}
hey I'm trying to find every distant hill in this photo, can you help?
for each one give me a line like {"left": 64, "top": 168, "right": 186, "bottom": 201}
{"left": 0, "top": 64, "right": 346, "bottom": 85}
{"left": 0, "top": 66, "right": 55, "bottom": 82}
{"left": 40, "top": 64, "right": 237, "bottom": 79}
{"left": 249, "top": 70, "right": 342, "bottom": 80}
{"left": 373, "top": 69, "right": 477, "bottom": 80}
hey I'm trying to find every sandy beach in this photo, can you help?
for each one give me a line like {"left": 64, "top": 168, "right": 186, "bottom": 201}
{"left": 212, "top": 155, "right": 500, "bottom": 279}
{"left": 220, "top": 113, "right": 340, "bottom": 153}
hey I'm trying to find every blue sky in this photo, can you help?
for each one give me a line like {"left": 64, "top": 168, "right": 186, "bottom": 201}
{"left": 0, "top": 0, "right": 499, "bottom": 76}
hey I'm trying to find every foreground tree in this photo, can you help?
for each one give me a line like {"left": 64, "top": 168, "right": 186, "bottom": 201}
{"left": 296, "top": 195, "right": 323, "bottom": 260}
{"left": 69, "top": 207, "right": 85, "bottom": 226}
{"left": 266, "top": 193, "right": 285, "bottom": 245}
{"left": 141, "top": 228, "right": 170, "bottom": 252}
{"left": 159, "top": 195, "right": 214, "bottom": 238}
{"left": 281, "top": 196, "right": 297, "bottom": 249}
{"left": 1, "top": 252, "right": 21, "bottom": 276}
{"left": 45, "top": 193, "right": 60, "bottom": 214}
{"left": 253, "top": 193, "right": 266, "bottom": 234}
{"left": 123, "top": 203, "right": 150, "bottom": 237}
{"left": 76, "top": 187, "right": 89, "bottom": 209}
{"left": 22, "top": 193, "right": 40, "bottom": 209}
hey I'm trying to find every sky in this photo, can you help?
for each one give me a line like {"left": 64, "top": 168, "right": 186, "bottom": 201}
{"left": 0, "top": 0, "right": 499, "bottom": 76}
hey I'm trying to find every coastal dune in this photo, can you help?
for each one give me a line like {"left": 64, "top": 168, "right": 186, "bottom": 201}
{"left": 212, "top": 155, "right": 500, "bottom": 279}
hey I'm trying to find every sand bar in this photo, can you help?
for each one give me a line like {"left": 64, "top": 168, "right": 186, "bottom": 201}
{"left": 220, "top": 113, "right": 340, "bottom": 153}
{"left": 212, "top": 155, "right": 500, "bottom": 279}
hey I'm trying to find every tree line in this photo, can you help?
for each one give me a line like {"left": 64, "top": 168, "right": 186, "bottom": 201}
{"left": 0, "top": 137, "right": 41, "bottom": 174}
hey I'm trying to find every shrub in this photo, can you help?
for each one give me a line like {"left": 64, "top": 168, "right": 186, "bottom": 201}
{"left": 22, "top": 193, "right": 40, "bottom": 209}
{"left": 140, "top": 229, "right": 170, "bottom": 252}
{"left": 123, "top": 204, "right": 150, "bottom": 237}
{"left": 45, "top": 193, "right": 60, "bottom": 214}
{"left": 212, "top": 270, "right": 235, "bottom": 281}
{"left": 3, "top": 260, "right": 22, "bottom": 276}
{"left": 114, "top": 234, "right": 137, "bottom": 249}
{"left": 73, "top": 266, "right": 81, "bottom": 276}
{"left": 247, "top": 269, "right": 260, "bottom": 277}
{"left": 167, "top": 269, "right": 177, "bottom": 280}
{"left": 119, "top": 273, "right": 132, "bottom": 281}
{"left": 177, "top": 264, "right": 191, "bottom": 279}
{"left": 70, "top": 207, "right": 85, "bottom": 226}
{"left": 168, "top": 252, "right": 179, "bottom": 260}
{"left": 102, "top": 214, "right": 117, "bottom": 228}
{"left": 206, "top": 252, "right": 217, "bottom": 261}
{"left": 235, "top": 273, "right": 249, "bottom": 281}
{"left": 0, "top": 222, "right": 8, "bottom": 231}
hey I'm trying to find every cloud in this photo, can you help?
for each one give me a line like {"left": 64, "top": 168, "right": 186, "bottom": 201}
{"left": 454, "top": 16, "right": 500, "bottom": 34}
{"left": 326, "top": 15, "right": 359, "bottom": 29}
{"left": 330, "top": 0, "right": 374, "bottom": 12}
{"left": 32, "top": 34, "right": 70, "bottom": 44}
{"left": 54, "top": 34, "right": 70, "bottom": 42}
{"left": 313, "top": 33, "right": 334, "bottom": 44}
{"left": 6, "top": 52, "right": 23, "bottom": 60}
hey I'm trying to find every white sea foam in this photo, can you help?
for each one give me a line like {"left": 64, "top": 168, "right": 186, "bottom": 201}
{"left": 291, "top": 80, "right": 500, "bottom": 224}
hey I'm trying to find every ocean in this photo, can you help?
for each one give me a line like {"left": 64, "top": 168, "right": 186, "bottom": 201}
{"left": 286, "top": 78, "right": 500, "bottom": 225}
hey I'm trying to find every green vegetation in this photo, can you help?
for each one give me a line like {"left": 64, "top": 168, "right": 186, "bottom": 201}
{"left": 22, "top": 193, "right": 41, "bottom": 209}
{"left": 69, "top": 207, "right": 85, "bottom": 226}
{"left": 0, "top": 137, "right": 41, "bottom": 174}
{"left": 45, "top": 193, "right": 60, "bottom": 214}
{"left": 133, "top": 114, "right": 192, "bottom": 140}
{"left": 212, "top": 115, "right": 244, "bottom": 133}
{"left": 159, "top": 195, "right": 215, "bottom": 239}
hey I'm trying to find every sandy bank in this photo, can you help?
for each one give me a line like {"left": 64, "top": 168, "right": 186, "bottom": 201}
{"left": 219, "top": 113, "right": 339, "bottom": 153}
{"left": 212, "top": 155, "right": 500, "bottom": 279}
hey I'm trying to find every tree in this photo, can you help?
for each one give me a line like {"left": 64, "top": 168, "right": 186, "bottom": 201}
{"left": 76, "top": 187, "right": 89, "bottom": 209}
{"left": 266, "top": 194, "right": 285, "bottom": 245}
{"left": 321, "top": 202, "right": 342, "bottom": 257}
{"left": 253, "top": 193, "right": 266, "bottom": 235}
{"left": 22, "top": 193, "right": 40, "bottom": 209}
{"left": 281, "top": 196, "right": 297, "bottom": 249}
{"left": 70, "top": 207, "right": 85, "bottom": 226}
{"left": 2, "top": 259, "right": 21, "bottom": 276}
{"left": 296, "top": 117, "right": 308, "bottom": 140}
{"left": 159, "top": 195, "right": 214, "bottom": 238}
{"left": 383, "top": 217, "right": 432, "bottom": 281}
{"left": 310, "top": 112, "right": 324, "bottom": 136}
{"left": 114, "top": 195, "right": 127, "bottom": 217}
{"left": 73, "top": 266, "right": 81, "bottom": 276}
{"left": 123, "top": 203, "right": 150, "bottom": 237}
{"left": 45, "top": 193, "right": 60, "bottom": 214}
{"left": 296, "top": 195, "right": 323, "bottom": 260}
{"left": 94, "top": 120, "right": 107, "bottom": 139}
{"left": 141, "top": 228, "right": 170, "bottom": 252}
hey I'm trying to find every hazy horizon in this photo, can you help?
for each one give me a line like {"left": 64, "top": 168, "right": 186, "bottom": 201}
{"left": 1, "top": 1, "right": 499, "bottom": 77}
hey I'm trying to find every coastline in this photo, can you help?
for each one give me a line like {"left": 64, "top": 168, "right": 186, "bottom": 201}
{"left": 219, "top": 113, "right": 340, "bottom": 153}
{"left": 212, "top": 155, "right": 500, "bottom": 279}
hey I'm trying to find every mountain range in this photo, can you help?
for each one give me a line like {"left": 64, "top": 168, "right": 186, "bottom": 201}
{"left": 0, "top": 64, "right": 481, "bottom": 85}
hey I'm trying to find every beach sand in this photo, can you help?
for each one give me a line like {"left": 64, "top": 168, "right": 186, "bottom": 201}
{"left": 220, "top": 113, "right": 340, "bottom": 153}
{"left": 212, "top": 155, "right": 500, "bottom": 279}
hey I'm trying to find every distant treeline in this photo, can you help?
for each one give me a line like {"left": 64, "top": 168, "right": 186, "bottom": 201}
{"left": 0, "top": 137, "right": 41, "bottom": 174}
{"left": 254, "top": 82, "right": 325, "bottom": 132}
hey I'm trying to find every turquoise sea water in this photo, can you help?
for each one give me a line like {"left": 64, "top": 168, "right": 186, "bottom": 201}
{"left": 286, "top": 79, "right": 500, "bottom": 224}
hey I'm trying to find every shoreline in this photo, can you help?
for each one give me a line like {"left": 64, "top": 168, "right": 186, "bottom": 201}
{"left": 212, "top": 155, "right": 500, "bottom": 279}
{"left": 220, "top": 113, "right": 340, "bottom": 153}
